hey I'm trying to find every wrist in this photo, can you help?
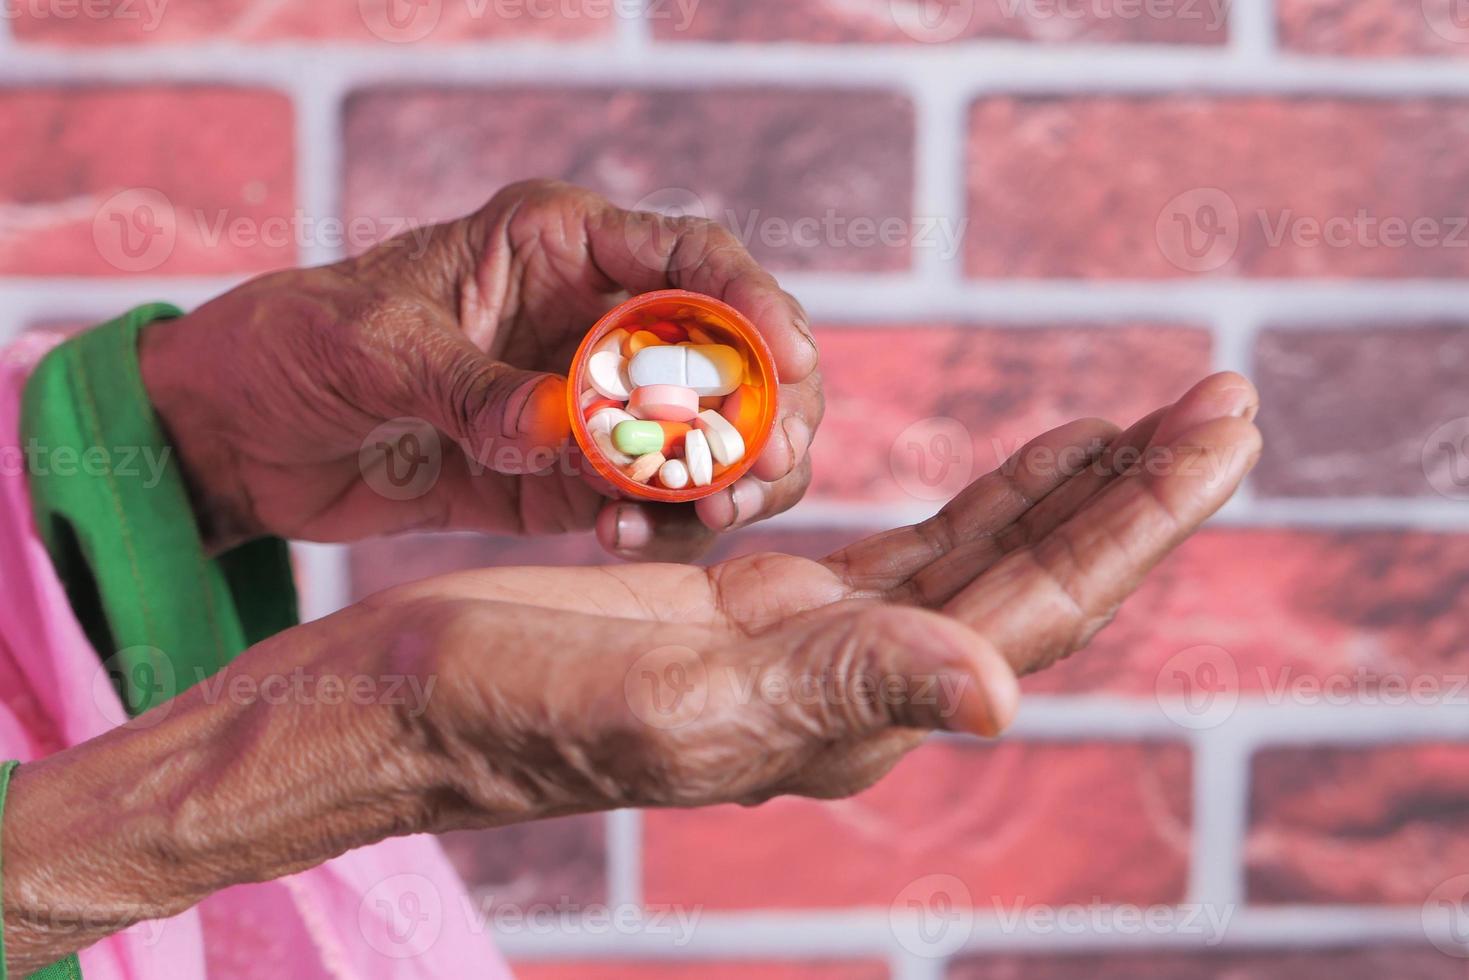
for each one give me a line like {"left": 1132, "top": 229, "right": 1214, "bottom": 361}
{"left": 137, "top": 311, "right": 257, "bottom": 553}
{"left": 1, "top": 612, "right": 442, "bottom": 972}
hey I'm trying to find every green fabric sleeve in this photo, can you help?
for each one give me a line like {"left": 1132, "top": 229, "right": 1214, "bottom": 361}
{"left": 21, "top": 303, "right": 298, "bottom": 712}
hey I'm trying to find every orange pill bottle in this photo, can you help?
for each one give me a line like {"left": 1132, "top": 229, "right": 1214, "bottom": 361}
{"left": 566, "top": 289, "right": 778, "bottom": 502}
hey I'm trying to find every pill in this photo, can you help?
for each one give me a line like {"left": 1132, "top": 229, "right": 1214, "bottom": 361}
{"left": 592, "top": 328, "right": 629, "bottom": 358}
{"left": 694, "top": 409, "right": 745, "bottom": 466}
{"left": 719, "top": 383, "right": 762, "bottom": 435}
{"left": 588, "top": 350, "right": 632, "bottom": 400}
{"left": 612, "top": 419, "right": 665, "bottom": 456}
{"left": 628, "top": 384, "right": 698, "bottom": 422}
{"left": 593, "top": 429, "right": 634, "bottom": 466}
{"left": 656, "top": 421, "right": 691, "bottom": 455}
{"left": 624, "top": 330, "right": 662, "bottom": 357}
{"left": 628, "top": 344, "right": 742, "bottom": 396}
{"left": 583, "top": 396, "right": 623, "bottom": 419}
{"left": 627, "top": 451, "right": 666, "bottom": 484}
{"left": 644, "top": 320, "right": 688, "bottom": 344}
{"left": 658, "top": 457, "right": 690, "bottom": 490}
{"left": 699, "top": 395, "right": 725, "bottom": 410}
{"left": 684, "top": 428, "right": 713, "bottom": 487}
{"left": 686, "top": 325, "right": 715, "bottom": 345}
{"left": 587, "top": 406, "right": 635, "bottom": 436}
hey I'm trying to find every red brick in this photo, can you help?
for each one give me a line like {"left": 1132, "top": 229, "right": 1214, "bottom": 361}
{"left": 12, "top": 0, "right": 611, "bottom": 45}
{"left": 343, "top": 88, "right": 915, "bottom": 273}
{"left": 1253, "top": 324, "right": 1469, "bottom": 498}
{"left": 517, "top": 962, "right": 887, "bottom": 980}
{"left": 439, "top": 815, "right": 606, "bottom": 908}
{"left": 949, "top": 948, "right": 1464, "bottom": 979}
{"left": 1278, "top": 0, "right": 1469, "bottom": 57}
{"left": 0, "top": 87, "right": 294, "bottom": 275}
{"left": 654, "top": 0, "right": 1227, "bottom": 45}
{"left": 966, "top": 97, "right": 1469, "bottom": 279}
{"left": 1249, "top": 745, "right": 1469, "bottom": 904}
{"left": 643, "top": 740, "right": 1191, "bottom": 909}
{"left": 810, "top": 323, "right": 1211, "bottom": 503}
{"left": 1031, "top": 528, "right": 1469, "bottom": 697}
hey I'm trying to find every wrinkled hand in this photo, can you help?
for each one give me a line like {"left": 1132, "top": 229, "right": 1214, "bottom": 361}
{"left": 140, "top": 179, "right": 820, "bottom": 559}
{"left": 356, "top": 372, "right": 1261, "bottom": 813}
{"left": 1, "top": 374, "right": 1257, "bottom": 974}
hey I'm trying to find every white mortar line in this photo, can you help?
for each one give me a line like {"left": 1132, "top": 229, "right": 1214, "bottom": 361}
{"left": 911, "top": 74, "right": 969, "bottom": 288}
{"left": 290, "top": 542, "right": 353, "bottom": 623}
{"left": 0, "top": 8, "right": 13, "bottom": 51}
{"left": 1228, "top": 0, "right": 1278, "bottom": 61}
{"left": 1188, "top": 733, "right": 1249, "bottom": 908}
{"left": 606, "top": 809, "right": 644, "bottom": 909}
{"left": 891, "top": 952, "right": 947, "bottom": 980}
{"left": 489, "top": 906, "right": 1438, "bottom": 959}
{"left": 4, "top": 43, "right": 1469, "bottom": 94}
{"left": 617, "top": 0, "right": 652, "bottom": 52}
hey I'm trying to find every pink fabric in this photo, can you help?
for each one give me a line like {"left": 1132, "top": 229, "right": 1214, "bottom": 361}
{"left": 0, "top": 333, "right": 511, "bottom": 980}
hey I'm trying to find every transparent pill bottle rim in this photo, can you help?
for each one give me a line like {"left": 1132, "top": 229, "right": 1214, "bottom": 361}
{"left": 566, "top": 289, "right": 779, "bottom": 502}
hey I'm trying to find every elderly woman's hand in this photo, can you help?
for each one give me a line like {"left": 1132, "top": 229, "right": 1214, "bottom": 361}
{"left": 139, "top": 180, "right": 820, "bottom": 561}
{"left": 2, "top": 374, "right": 1258, "bottom": 973}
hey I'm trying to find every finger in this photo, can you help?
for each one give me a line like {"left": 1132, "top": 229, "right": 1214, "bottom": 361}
{"left": 751, "top": 371, "right": 823, "bottom": 483}
{"left": 821, "top": 417, "right": 1120, "bottom": 599}
{"left": 695, "top": 453, "right": 812, "bottom": 533}
{"left": 945, "top": 413, "right": 1262, "bottom": 677}
{"left": 797, "top": 605, "right": 1021, "bottom": 739}
{"left": 1149, "top": 370, "right": 1260, "bottom": 447}
{"left": 993, "top": 406, "right": 1167, "bottom": 554}
{"left": 596, "top": 499, "right": 717, "bottom": 563}
{"left": 393, "top": 325, "right": 572, "bottom": 475}
{"left": 585, "top": 202, "right": 819, "bottom": 382}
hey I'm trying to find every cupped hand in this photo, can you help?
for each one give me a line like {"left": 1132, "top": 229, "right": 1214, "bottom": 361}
{"left": 140, "top": 180, "right": 819, "bottom": 559}
{"left": 351, "top": 373, "right": 1260, "bottom": 816}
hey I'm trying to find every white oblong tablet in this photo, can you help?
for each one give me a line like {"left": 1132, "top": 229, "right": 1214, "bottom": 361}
{"left": 627, "top": 344, "right": 684, "bottom": 389}
{"left": 684, "top": 428, "right": 713, "bottom": 487}
{"left": 628, "top": 344, "right": 743, "bottom": 396}
{"left": 587, "top": 407, "right": 635, "bottom": 436}
{"left": 658, "top": 457, "right": 690, "bottom": 490}
{"left": 588, "top": 350, "right": 631, "bottom": 400}
{"left": 694, "top": 409, "right": 745, "bottom": 466}
{"left": 683, "top": 345, "right": 743, "bottom": 397}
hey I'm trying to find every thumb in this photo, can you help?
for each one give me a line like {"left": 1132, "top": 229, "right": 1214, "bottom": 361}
{"left": 416, "top": 342, "right": 571, "bottom": 475}
{"left": 803, "top": 607, "right": 1021, "bottom": 739}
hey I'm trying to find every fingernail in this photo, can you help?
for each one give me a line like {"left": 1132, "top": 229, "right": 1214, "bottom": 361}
{"left": 505, "top": 376, "right": 558, "bottom": 439}
{"left": 614, "top": 504, "right": 653, "bottom": 551}
{"left": 1157, "top": 382, "right": 1255, "bottom": 445}
{"left": 783, "top": 415, "right": 811, "bottom": 471}
{"left": 726, "top": 479, "right": 766, "bottom": 530}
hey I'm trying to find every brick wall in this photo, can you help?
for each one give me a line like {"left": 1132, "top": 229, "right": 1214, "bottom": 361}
{"left": 3, "top": 1, "right": 1468, "bottom": 977}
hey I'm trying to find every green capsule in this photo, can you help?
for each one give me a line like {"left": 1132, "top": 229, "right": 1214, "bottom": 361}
{"left": 612, "top": 419, "right": 664, "bottom": 457}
